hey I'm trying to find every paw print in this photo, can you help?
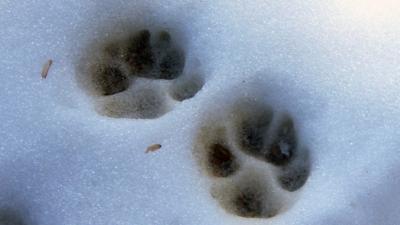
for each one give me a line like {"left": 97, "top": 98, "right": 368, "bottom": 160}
{"left": 77, "top": 29, "right": 204, "bottom": 119}
{"left": 194, "top": 100, "right": 311, "bottom": 218}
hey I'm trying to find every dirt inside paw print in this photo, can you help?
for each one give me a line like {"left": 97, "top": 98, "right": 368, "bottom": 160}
{"left": 208, "top": 143, "right": 239, "bottom": 177}
{"left": 236, "top": 107, "right": 274, "bottom": 157}
{"left": 266, "top": 117, "right": 297, "bottom": 166}
{"left": 125, "top": 29, "right": 155, "bottom": 74}
{"left": 92, "top": 65, "right": 129, "bottom": 96}
{"left": 233, "top": 188, "right": 265, "bottom": 218}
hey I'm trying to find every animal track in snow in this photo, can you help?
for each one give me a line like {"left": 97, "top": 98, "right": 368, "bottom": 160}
{"left": 194, "top": 100, "right": 311, "bottom": 218}
{"left": 77, "top": 28, "right": 204, "bottom": 119}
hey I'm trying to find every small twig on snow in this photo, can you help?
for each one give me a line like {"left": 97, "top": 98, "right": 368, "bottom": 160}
{"left": 41, "top": 59, "right": 53, "bottom": 79}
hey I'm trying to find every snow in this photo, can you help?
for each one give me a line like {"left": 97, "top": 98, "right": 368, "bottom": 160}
{"left": 1, "top": 0, "right": 400, "bottom": 224}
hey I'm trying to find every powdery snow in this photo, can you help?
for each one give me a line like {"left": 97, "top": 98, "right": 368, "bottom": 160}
{"left": 1, "top": 0, "right": 400, "bottom": 225}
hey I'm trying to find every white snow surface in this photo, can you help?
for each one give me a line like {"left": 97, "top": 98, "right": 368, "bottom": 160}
{"left": 1, "top": 0, "right": 400, "bottom": 224}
